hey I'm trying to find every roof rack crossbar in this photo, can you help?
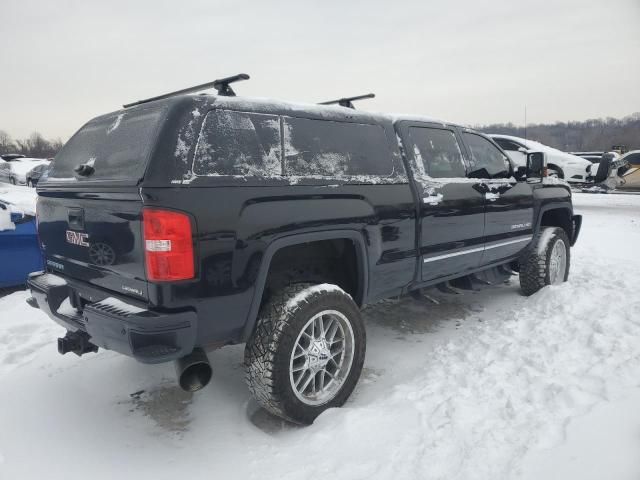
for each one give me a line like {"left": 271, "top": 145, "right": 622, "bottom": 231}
{"left": 123, "top": 73, "right": 250, "bottom": 108}
{"left": 319, "top": 93, "right": 375, "bottom": 109}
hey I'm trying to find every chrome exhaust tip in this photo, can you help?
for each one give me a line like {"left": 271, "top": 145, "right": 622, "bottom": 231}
{"left": 175, "top": 348, "right": 212, "bottom": 392}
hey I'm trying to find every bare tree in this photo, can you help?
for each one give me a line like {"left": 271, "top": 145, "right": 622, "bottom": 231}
{"left": 0, "top": 130, "right": 16, "bottom": 153}
{"left": 477, "top": 112, "right": 640, "bottom": 152}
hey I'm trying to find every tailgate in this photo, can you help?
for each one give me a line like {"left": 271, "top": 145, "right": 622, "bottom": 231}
{"left": 37, "top": 191, "right": 149, "bottom": 301}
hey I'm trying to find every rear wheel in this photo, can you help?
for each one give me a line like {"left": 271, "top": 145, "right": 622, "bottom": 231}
{"left": 244, "top": 283, "right": 366, "bottom": 424}
{"left": 519, "top": 227, "right": 570, "bottom": 295}
{"left": 27, "top": 179, "right": 33, "bottom": 188}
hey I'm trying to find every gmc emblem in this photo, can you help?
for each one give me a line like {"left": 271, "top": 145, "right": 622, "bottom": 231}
{"left": 66, "top": 230, "right": 89, "bottom": 247}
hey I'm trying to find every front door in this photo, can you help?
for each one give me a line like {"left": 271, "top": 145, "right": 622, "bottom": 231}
{"left": 400, "top": 122, "right": 486, "bottom": 283}
{"left": 461, "top": 131, "right": 534, "bottom": 265}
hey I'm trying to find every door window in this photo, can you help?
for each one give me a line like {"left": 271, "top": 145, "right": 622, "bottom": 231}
{"left": 407, "top": 127, "right": 466, "bottom": 178}
{"left": 463, "top": 133, "right": 511, "bottom": 179}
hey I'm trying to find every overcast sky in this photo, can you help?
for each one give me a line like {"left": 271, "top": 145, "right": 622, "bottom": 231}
{"left": 1, "top": 0, "right": 639, "bottom": 140}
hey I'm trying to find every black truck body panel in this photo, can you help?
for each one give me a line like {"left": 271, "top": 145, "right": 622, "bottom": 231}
{"left": 30, "top": 93, "right": 580, "bottom": 362}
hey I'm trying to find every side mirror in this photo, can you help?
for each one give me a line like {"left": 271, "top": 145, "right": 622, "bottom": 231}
{"left": 526, "top": 151, "right": 546, "bottom": 182}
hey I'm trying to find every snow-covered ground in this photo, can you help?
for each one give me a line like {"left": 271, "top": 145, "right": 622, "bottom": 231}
{"left": 0, "top": 192, "right": 639, "bottom": 480}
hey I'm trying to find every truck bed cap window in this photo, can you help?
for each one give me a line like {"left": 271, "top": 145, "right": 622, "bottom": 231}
{"left": 46, "top": 107, "right": 165, "bottom": 184}
{"left": 193, "top": 110, "right": 282, "bottom": 177}
{"left": 284, "top": 117, "right": 394, "bottom": 177}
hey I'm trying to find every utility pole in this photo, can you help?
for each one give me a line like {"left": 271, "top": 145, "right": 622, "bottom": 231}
{"left": 524, "top": 105, "right": 527, "bottom": 141}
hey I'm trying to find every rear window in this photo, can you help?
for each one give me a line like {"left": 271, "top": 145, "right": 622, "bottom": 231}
{"left": 47, "top": 107, "right": 165, "bottom": 183}
{"left": 193, "top": 110, "right": 282, "bottom": 176}
{"left": 284, "top": 117, "right": 393, "bottom": 177}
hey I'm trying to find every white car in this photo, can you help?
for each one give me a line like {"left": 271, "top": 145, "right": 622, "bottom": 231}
{"left": 0, "top": 157, "right": 50, "bottom": 185}
{"left": 490, "top": 134, "right": 594, "bottom": 183}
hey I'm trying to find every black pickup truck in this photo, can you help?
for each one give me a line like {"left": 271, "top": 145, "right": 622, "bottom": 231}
{"left": 28, "top": 77, "right": 581, "bottom": 424}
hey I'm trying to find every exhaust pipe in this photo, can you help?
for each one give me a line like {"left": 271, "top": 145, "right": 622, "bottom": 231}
{"left": 175, "top": 348, "right": 212, "bottom": 392}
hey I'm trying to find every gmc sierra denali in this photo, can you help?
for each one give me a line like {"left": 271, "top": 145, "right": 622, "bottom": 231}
{"left": 27, "top": 75, "right": 581, "bottom": 424}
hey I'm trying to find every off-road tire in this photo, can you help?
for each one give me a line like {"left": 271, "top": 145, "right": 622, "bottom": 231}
{"left": 520, "top": 227, "right": 571, "bottom": 296}
{"left": 244, "top": 283, "right": 366, "bottom": 425}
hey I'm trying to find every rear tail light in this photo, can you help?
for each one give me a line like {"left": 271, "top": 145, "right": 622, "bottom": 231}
{"left": 143, "top": 208, "right": 195, "bottom": 281}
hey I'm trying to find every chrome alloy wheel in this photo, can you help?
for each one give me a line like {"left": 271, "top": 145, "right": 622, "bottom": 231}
{"left": 549, "top": 239, "right": 567, "bottom": 285}
{"left": 289, "top": 310, "right": 355, "bottom": 406}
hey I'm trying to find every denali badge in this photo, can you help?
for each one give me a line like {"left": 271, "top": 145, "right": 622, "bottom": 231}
{"left": 66, "top": 230, "right": 89, "bottom": 247}
{"left": 46, "top": 259, "right": 64, "bottom": 271}
{"left": 511, "top": 222, "right": 532, "bottom": 230}
{"left": 122, "top": 285, "right": 144, "bottom": 297}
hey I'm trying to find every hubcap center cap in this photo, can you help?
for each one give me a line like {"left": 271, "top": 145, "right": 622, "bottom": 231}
{"left": 306, "top": 339, "right": 331, "bottom": 371}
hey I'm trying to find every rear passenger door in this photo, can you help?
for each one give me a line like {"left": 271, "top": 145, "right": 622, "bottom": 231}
{"left": 399, "top": 122, "right": 486, "bottom": 283}
{"left": 461, "top": 131, "right": 534, "bottom": 265}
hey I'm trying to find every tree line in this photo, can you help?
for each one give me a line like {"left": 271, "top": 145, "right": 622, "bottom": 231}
{"left": 476, "top": 112, "right": 640, "bottom": 152}
{"left": 0, "top": 130, "right": 64, "bottom": 159}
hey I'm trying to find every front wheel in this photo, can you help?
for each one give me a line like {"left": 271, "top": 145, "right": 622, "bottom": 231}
{"left": 245, "top": 283, "right": 366, "bottom": 424}
{"left": 519, "top": 227, "right": 570, "bottom": 296}
{"left": 547, "top": 165, "right": 565, "bottom": 179}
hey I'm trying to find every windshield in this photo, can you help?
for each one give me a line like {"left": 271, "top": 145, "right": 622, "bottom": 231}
{"left": 46, "top": 106, "right": 165, "bottom": 183}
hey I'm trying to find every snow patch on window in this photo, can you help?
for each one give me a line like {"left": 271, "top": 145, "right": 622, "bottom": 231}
{"left": 486, "top": 192, "right": 500, "bottom": 201}
{"left": 174, "top": 107, "right": 204, "bottom": 182}
{"left": 107, "top": 114, "right": 124, "bottom": 134}
{"left": 192, "top": 110, "right": 282, "bottom": 178}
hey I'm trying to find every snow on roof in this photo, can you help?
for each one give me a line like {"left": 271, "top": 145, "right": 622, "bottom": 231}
{"left": 210, "top": 96, "right": 453, "bottom": 126}
{"left": 205, "top": 94, "right": 391, "bottom": 123}
{"left": 8, "top": 158, "right": 50, "bottom": 177}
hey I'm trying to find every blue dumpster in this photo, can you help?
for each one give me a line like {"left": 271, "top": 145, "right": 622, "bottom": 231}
{"left": 0, "top": 204, "right": 44, "bottom": 288}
